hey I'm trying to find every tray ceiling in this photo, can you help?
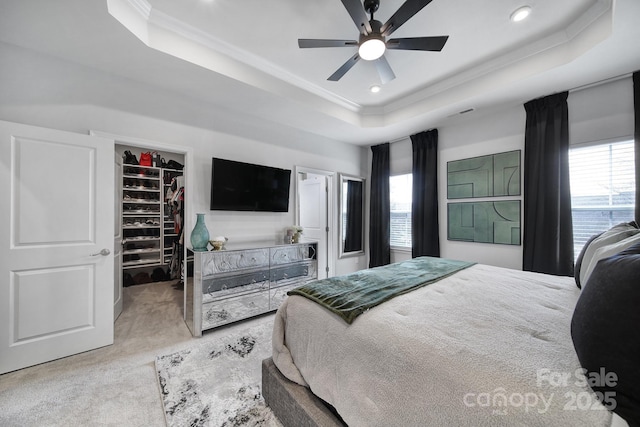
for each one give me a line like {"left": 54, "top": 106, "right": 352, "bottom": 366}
{"left": 1, "top": 0, "right": 639, "bottom": 145}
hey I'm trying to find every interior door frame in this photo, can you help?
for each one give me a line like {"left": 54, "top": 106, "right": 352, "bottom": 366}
{"left": 295, "top": 166, "right": 335, "bottom": 278}
{"left": 90, "top": 131, "right": 193, "bottom": 314}
{"left": 114, "top": 152, "right": 123, "bottom": 320}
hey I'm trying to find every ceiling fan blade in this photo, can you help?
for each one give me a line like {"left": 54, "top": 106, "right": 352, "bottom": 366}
{"left": 381, "top": 0, "right": 434, "bottom": 37}
{"left": 386, "top": 36, "right": 449, "bottom": 51}
{"left": 328, "top": 53, "right": 361, "bottom": 81}
{"left": 374, "top": 56, "right": 396, "bottom": 84}
{"left": 340, "top": 0, "right": 372, "bottom": 35}
{"left": 298, "top": 39, "right": 358, "bottom": 48}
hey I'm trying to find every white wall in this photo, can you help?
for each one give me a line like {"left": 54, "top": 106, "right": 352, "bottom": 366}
{"left": 438, "top": 106, "right": 525, "bottom": 269}
{"left": 386, "top": 107, "right": 525, "bottom": 269}
{"left": 386, "top": 76, "right": 635, "bottom": 270}
{"left": 0, "top": 42, "right": 368, "bottom": 275}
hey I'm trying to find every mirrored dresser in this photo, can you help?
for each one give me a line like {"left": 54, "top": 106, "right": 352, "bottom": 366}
{"left": 185, "top": 241, "right": 317, "bottom": 336}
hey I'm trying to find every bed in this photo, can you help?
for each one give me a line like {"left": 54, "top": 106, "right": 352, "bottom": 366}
{"left": 264, "top": 242, "right": 639, "bottom": 427}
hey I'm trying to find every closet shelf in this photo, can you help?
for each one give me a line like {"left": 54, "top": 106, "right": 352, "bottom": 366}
{"left": 123, "top": 199, "right": 161, "bottom": 204}
{"left": 123, "top": 248, "right": 161, "bottom": 255}
{"left": 122, "top": 236, "right": 160, "bottom": 243}
{"left": 123, "top": 260, "right": 162, "bottom": 268}
{"left": 123, "top": 174, "right": 160, "bottom": 179}
{"left": 123, "top": 188, "right": 161, "bottom": 192}
{"left": 123, "top": 211, "right": 160, "bottom": 215}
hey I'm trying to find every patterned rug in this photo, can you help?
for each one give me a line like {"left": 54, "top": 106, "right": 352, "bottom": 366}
{"left": 155, "top": 317, "right": 282, "bottom": 427}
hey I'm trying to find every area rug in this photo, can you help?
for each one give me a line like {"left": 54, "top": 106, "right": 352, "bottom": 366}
{"left": 155, "top": 317, "right": 282, "bottom": 427}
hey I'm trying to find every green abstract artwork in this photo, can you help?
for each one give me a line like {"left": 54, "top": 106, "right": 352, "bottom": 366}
{"left": 447, "top": 150, "right": 520, "bottom": 199}
{"left": 447, "top": 201, "right": 521, "bottom": 245}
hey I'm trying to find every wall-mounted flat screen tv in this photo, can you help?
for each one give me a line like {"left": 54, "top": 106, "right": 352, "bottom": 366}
{"left": 210, "top": 157, "right": 291, "bottom": 212}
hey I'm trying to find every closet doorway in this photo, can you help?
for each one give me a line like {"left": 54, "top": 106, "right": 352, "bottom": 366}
{"left": 93, "top": 131, "right": 191, "bottom": 322}
{"left": 116, "top": 144, "right": 185, "bottom": 287}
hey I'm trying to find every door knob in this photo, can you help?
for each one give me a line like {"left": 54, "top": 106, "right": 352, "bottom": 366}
{"left": 91, "top": 248, "right": 111, "bottom": 256}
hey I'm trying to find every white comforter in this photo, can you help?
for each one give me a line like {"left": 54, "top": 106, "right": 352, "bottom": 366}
{"left": 272, "top": 264, "right": 613, "bottom": 427}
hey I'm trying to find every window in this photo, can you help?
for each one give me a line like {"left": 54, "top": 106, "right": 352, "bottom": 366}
{"left": 569, "top": 140, "right": 635, "bottom": 259}
{"left": 390, "top": 174, "right": 412, "bottom": 248}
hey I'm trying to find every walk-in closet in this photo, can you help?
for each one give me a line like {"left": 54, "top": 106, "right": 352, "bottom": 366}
{"left": 116, "top": 144, "right": 186, "bottom": 298}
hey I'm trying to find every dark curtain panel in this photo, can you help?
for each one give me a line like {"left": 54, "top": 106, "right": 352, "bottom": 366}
{"left": 523, "top": 92, "right": 574, "bottom": 276}
{"left": 344, "top": 180, "right": 363, "bottom": 252}
{"left": 411, "top": 129, "right": 440, "bottom": 258}
{"left": 369, "top": 143, "right": 391, "bottom": 267}
{"left": 634, "top": 71, "right": 640, "bottom": 222}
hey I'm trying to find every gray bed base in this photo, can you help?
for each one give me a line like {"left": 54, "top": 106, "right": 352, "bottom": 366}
{"left": 262, "top": 357, "right": 346, "bottom": 427}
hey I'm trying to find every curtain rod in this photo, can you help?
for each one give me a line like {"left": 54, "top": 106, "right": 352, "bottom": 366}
{"left": 383, "top": 71, "right": 634, "bottom": 146}
{"left": 568, "top": 72, "right": 632, "bottom": 93}
{"left": 388, "top": 136, "right": 410, "bottom": 144}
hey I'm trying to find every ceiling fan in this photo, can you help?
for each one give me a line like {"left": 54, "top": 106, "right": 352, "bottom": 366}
{"left": 298, "top": 0, "right": 449, "bottom": 83}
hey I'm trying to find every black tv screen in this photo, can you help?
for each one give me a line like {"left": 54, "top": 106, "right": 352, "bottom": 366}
{"left": 210, "top": 158, "right": 291, "bottom": 212}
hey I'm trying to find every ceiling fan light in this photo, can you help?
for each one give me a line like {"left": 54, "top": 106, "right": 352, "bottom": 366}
{"left": 359, "top": 38, "right": 386, "bottom": 61}
{"left": 510, "top": 6, "right": 531, "bottom": 22}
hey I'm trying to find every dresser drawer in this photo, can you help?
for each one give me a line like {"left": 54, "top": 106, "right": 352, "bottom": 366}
{"left": 202, "top": 291, "right": 269, "bottom": 330}
{"left": 269, "top": 260, "right": 317, "bottom": 287}
{"left": 270, "top": 244, "right": 315, "bottom": 265}
{"left": 202, "top": 248, "right": 269, "bottom": 275}
{"left": 202, "top": 271, "right": 269, "bottom": 300}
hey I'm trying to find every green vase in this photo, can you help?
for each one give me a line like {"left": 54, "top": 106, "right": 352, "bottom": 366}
{"left": 190, "top": 213, "right": 210, "bottom": 251}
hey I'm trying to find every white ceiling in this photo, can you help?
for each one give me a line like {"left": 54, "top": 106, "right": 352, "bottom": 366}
{"left": 1, "top": 0, "right": 639, "bottom": 146}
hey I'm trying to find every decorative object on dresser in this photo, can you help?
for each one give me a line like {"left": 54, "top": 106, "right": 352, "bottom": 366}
{"left": 190, "top": 213, "right": 210, "bottom": 252}
{"left": 209, "top": 236, "right": 228, "bottom": 251}
{"left": 285, "top": 226, "right": 303, "bottom": 244}
{"left": 185, "top": 241, "right": 317, "bottom": 337}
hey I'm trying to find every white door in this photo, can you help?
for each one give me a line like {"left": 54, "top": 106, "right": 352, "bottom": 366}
{"left": 298, "top": 172, "right": 329, "bottom": 279}
{"left": 0, "top": 120, "right": 114, "bottom": 374}
{"left": 114, "top": 153, "right": 123, "bottom": 320}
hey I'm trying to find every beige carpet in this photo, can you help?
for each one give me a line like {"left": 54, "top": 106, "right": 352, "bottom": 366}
{"left": 0, "top": 281, "right": 274, "bottom": 427}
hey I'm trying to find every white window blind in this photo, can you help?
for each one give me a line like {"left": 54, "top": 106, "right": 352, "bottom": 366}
{"left": 569, "top": 140, "right": 636, "bottom": 259}
{"left": 390, "top": 174, "right": 412, "bottom": 248}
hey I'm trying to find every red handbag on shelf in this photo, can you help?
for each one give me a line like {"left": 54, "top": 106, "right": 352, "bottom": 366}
{"left": 139, "top": 151, "right": 152, "bottom": 166}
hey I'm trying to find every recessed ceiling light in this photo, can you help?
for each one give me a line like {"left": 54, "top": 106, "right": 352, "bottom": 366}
{"left": 510, "top": 6, "right": 531, "bottom": 22}
{"left": 370, "top": 85, "right": 381, "bottom": 93}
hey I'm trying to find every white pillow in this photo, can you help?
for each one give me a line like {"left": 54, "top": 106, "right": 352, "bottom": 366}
{"left": 580, "top": 232, "right": 640, "bottom": 288}
{"left": 577, "top": 223, "right": 640, "bottom": 287}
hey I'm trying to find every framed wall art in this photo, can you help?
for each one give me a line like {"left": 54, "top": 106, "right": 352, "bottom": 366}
{"left": 447, "top": 201, "right": 521, "bottom": 245}
{"left": 447, "top": 150, "right": 521, "bottom": 199}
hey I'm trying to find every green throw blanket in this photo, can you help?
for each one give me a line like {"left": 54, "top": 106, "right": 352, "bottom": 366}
{"left": 288, "top": 256, "right": 475, "bottom": 324}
